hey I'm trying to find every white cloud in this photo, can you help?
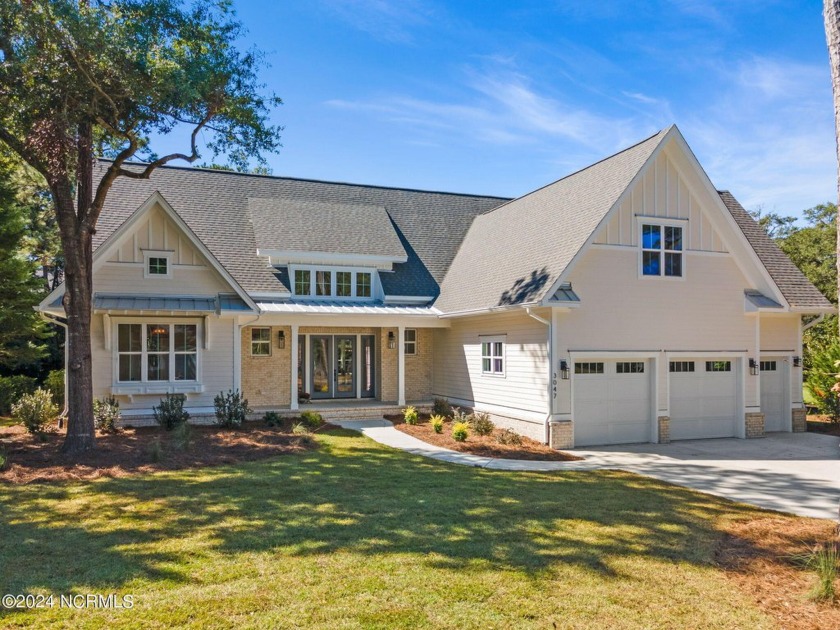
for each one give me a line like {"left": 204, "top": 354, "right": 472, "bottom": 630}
{"left": 318, "top": 0, "right": 436, "bottom": 43}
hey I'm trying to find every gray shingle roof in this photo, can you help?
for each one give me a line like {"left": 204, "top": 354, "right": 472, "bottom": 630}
{"left": 435, "top": 129, "right": 669, "bottom": 313}
{"left": 93, "top": 165, "right": 508, "bottom": 299}
{"left": 720, "top": 191, "right": 832, "bottom": 310}
{"left": 249, "top": 198, "right": 407, "bottom": 260}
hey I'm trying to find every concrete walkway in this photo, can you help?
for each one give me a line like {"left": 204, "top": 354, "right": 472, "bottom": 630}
{"left": 333, "top": 419, "right": 840, "bottom": 520}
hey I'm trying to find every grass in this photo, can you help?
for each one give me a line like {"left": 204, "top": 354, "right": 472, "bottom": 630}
{"left": 0, "top": 429, "right": 780, "bottom": 629}
{"left": 0, "top": 416, "right": 18, "bottom": 427}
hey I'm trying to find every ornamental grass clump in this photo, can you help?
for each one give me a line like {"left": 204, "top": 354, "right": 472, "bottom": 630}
{"left": 403, "top": 406, "right": 418, "bottom": 425}
{"left": 794, "top": 541, "right": 839, "bottom": 602}
{"left": 452, "top": 421, "right": 469, "bottom": 442}
{"left": 496, "top": 428, "right": 522, "bottom": 446}
{"left": 430, "top": 415, "right": 445, "bottom": 434}
{"left": 468, "top": 412, "right": 494, "bottom": 436}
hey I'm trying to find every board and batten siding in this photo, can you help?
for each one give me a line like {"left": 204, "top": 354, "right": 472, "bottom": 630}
{"left": 593, "top": 147, "right": 728, "bottom": 254}
{"left": 432, "top": 310, "right": 550, "bottom": 424}
{"left": 90, "top": 314, "right": 237, "bottom": 415}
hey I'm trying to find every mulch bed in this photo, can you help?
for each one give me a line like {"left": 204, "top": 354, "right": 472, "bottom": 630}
{"left": 807, "top": 415, "right": 840, "bottom": 437}
{"left": 0, "top": 421, "right": 322, "bottom": 484}
{"left": 385, "top": 415, "right": 581, "bottom": 461}
{"left": 716, "top": 516, "right": 840, "bottom": 629}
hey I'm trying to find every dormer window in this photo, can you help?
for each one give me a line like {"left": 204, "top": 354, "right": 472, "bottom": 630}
{"left": 291, "top": 266, "right": 376, "bottom": 299}
{"left": 641, "top": 223, "right": 682, "bottom": 277}
{"left": 143, "top": 250, "right": 172, "bottom": 279}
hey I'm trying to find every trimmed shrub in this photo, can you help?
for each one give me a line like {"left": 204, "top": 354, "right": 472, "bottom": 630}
{"left": 430, "top": 415, "right": 445, "bottom": 434}
{"left": 432, "top": 397, "right": 452, "bottom": 418}
{"left": 214, "top": 389, "right": 251, "bottom": 429}
{"left": 264, "top": 411, "right": 282, "bottom": 427}
{"left": 93, "top": 396, "right": 120, "bottom": 433}
{"left": 468, "top": 412, "right": 494, "bottom": 436}
{"left": 452, "top": 421, "right": 469, "bottom": 442}
{"left": 0, "top": 375, "right": 37, "bottom": 415}
{"left": 11, "top": 388, "right": 58, "bottom": 434}
{"left": 806, "top": 341, "right": 840, "bottom": 422}
{"left": 44, "top": 369, "right": 65, "bottom": 407}
{"left": 300, "top": 410, "right": 323, "bottom": 429}
{"left": 153, "top": 393, "right": 190, "bottom": 430}
{"left": 292, "top": 422, "right": 310, "bottom": 435}
{"left": 496, "top": 428, "right": 522, "bottom": 446}
{"left": 403, "top": 405, "right": 418, "bottom": 425}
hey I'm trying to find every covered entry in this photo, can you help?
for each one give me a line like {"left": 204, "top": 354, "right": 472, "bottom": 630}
{"left": 669, "top": 358, "right": 739, "bottom": 440}
{"left": 573, "top": 359, "right": 653, "bottom": 446}
{"left": 307, "top": 335, "right": 375, "bottom": 399}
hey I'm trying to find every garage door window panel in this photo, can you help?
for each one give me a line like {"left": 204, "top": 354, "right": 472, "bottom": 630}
{"left": 575, "top": 362, "right": 604, "bottom": 375}
{"left": 617, "top": 362, "right": 644, "bottom": 374}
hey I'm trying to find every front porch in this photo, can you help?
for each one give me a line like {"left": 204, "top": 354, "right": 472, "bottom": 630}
{"left": 240, "top": 324, "right": 434, "bottom": 412}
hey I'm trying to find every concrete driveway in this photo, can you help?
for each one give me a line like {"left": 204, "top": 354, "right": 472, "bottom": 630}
{"left": 574, "top": 432, "right": 840, "bottom": 520}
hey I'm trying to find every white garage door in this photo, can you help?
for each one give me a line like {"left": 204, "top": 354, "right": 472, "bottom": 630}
{"left": 760, "top": 358, "right": 787, "bottom": 432}
{"left": 670, "top": 359, "right": 738, "bottom": 440}
{"left": 574, "top": 360, "right": 652, "bottom": 447}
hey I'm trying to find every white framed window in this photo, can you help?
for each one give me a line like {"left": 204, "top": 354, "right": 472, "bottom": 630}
{"left": 705, "top": 360, "right": 731, "bottom": 372}
{"left": 575, "top": 362, "right": 604, "bottom": 375}
{"left": 669, "top": 361, "right": 695, "bottom": 373}
{"left": 760, "top": 360, "right": 777, "bottom": 371}
{"left": 116, "top": 321, "right": 199, "bottom": 383}
{"left": 404, "top": 329, "right": 417, "bottom": 355}
{"left": 250, "top": 327, "right": 271, "bottom": 357}
{"left": 640, "top": 222, "right": 683, "bottom": 278}
{"left": 290, "top": 266, "right": 377, "bottom": 300}
{"left": 480, "top": 336, "right": 505, "bottom": 375}
{"left": 143, "top": 250, "right": 173, "bottom": 279}
{"left": 616, "top": 361, "right": 644, "bottom": 374}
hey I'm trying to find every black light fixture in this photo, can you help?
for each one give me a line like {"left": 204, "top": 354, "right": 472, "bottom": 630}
{"left": 388, "top": 331, "right": 396, "bottom": 349}
{"left": 278, "top": 330, "right": 285, "bottom": 349}
{"left": 749, "top": 358, "right": 758, "bottom": 376}
{"left": 559, "top": 360, "right": 570, "bottom": 380}
{"left": 793, "top": 356, "right": 801, "bottom": 368}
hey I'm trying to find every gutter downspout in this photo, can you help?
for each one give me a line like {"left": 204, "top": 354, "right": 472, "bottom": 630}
{"left": 39, "top": 312, "right": 69, "bottom": 419}
{"left": 526, "top": 307, "right": 553, "bottom": 443}
{"left": 802, "top": 313, "right": 825, "bottom": 332}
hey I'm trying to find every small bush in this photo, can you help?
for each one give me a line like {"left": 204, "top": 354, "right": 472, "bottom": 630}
{"left": 430, "top": 415, "right": 445, "bottom": 433}
{"left": 432, "top": 397, "right": 452, "bottom": 418}
{"left": 403, "top": 405, "right": 418, "bottom": 425}
{"left": 0, "top": 449, "right": 7, "bottom": 471}
{"left": 452, "top": 421, "right": 469, "bottom": 442}
{"left": 805, "top": 341, "right": 840, "bottom": 423}
{"left": 264, "top": 411, "right": 282, "bottom": 427}
{"left": 93, "top": 396, "right": 120, "bottom": 433}
{"left": 292, "top": 422, "right": 311, "bottom": 435}
{"left": 172, "top": 421, "right": 192, "bottom": 451}
{"left": 153, "top": 393, "right": 190, "bottom": 430}
{"left": 300, "top": 410, "right": 323, "bottom": 429}
{"left": 451, "top": 406, "right": 470, "bottom": 424}
{"left": 0, "top": 375, "right": 37, "bottom": 415}
{"left": 147, "top": 438, "right": 164, "bottom": 462}
{"left": 44, "top": 369, "right": 65, "bottom": 407}
{"left": 496, "top": 428, "right": 522, "bottom": 446}
{"left": 214, "top": 389, "right": 251, "bottom": 429}
{"left": 11, "top": 388, "right": 58, "bottom": 434}
{"left": 468, "top": 412, "right": 494, "bottom": 436}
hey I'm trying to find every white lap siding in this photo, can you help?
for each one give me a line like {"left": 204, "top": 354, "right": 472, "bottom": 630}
{"left": 432, "top": 310, "right": 549, "bottom": 431}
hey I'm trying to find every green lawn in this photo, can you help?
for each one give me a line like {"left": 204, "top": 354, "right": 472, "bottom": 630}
{"left": 0, "top": 429, "right": 775, "bottom": 629}
{"left": 0, "top": 416, "right": 17, "bottom": 427}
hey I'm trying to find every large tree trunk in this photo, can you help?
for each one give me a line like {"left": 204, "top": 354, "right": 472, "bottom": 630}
{"left": 825, "top": 0, "right": 840, "bottom": 333}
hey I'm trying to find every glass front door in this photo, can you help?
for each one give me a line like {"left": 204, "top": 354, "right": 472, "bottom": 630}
{"left": 334, "top": 336, "right": 355, "bottom": 398}
{"left": 311, "top": 336, "right": 332, "bottom": 399}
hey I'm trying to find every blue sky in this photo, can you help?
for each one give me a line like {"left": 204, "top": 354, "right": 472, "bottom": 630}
{"left": 159, "top": 1, "right": 835, "bottom": 218}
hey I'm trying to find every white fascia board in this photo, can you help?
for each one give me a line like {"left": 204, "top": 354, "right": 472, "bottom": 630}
{"left": 88, "top": 191, "right": 257, "bottom": 313}
{"left": 258, "top": 249, "right": 407, "bottom": 267}
{"left": 539, "top": 126, "right": 674, "bottom": 306}
{"left": 383, "top": 295, "right": 435, "bottom": 305}
{"left": 437, "top": 301, "right": 541, "bottom": 319}
{"left": 789, "top": 305, "right": 837, "bottom": 315}
{"left": 249, "top": 291, "right": 292, "bottom": 300}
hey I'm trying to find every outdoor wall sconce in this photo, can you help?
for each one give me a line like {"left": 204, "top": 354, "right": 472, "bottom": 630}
{"left": 749, "top": 358, "right": 758, "bottom": 376}
{"left": 793, "top": 356, "right": 801, "bottom": 368}
{"left": 277, "top": 330, "right": 285, "bottom": 349}
{"left": 559, "top": 360, "right": 570, "bottom": 380}
{"left": 388, "top": 331, "right": 396, "bottom": 349}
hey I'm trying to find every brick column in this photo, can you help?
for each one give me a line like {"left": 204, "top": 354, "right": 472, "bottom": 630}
{"left": 657, "top": 416, "right": 670, "bottom": 444}
{"left": 792, "top": 408, "right": 807, "bottom": 433}
{"left": 745, "top": 412, "right": 765, "bottom": 438}
{"left": 549, "top": 421, "right": 573, "bottom": 449}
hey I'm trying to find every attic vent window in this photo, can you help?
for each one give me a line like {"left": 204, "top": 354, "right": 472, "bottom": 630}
{"left": 143, "top": 251, "right": 172, "bottom": 279}
{"left": 148, "top": 257, "right": 168, "bottom": 275}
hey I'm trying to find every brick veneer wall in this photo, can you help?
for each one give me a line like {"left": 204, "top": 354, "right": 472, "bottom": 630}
{"left": 241, "top": 326, "right": 292, "bottom": 407}
{"left": 745, "top": 412, "right": 765, "bottom": 438}
{"left": 657, "top": 415, "right": 670, "bottom": 444}
{"left": 549, "top": 421, "right": 573, "bottom": 449}
{"left": 792, "top": 408, "right": 807, "bottom": 432}
{"left": 379, "top": 328, "right": 398, "bottom": 403}
{"left": 405, "top": 328, "right": 433, "bottom": 401}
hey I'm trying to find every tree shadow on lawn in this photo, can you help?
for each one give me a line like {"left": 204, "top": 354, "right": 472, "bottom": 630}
{"left": 0, "top": 429, "right": 764, "bottom": 597}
